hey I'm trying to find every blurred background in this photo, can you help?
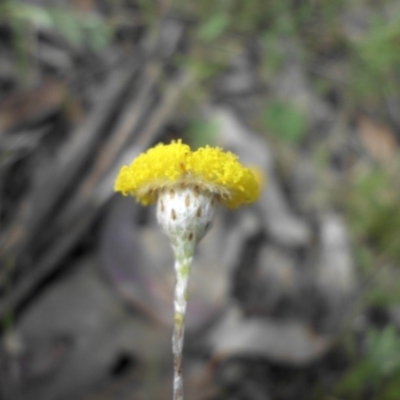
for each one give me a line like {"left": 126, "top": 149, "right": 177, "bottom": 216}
{"left": 1, "top": 0, "right": 400, "bottom": 399}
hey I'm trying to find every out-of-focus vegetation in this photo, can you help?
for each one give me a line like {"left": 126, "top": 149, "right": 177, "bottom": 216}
{"left": 0, "top": 0, "right": 112, "bottom": 49}
{"left": 336, "top": 324, "right": 400, "bottom": 400}
{"left": 347, "top": 165, "right": 400, "bottom": 270}
{"left": 352, "top": 12, "right": 400, "bottom": 101}
{"left": 0, "top": 0, "right": 112, "bottom": 84}
{"left": 262, "top": 101, "right": 307, "bottom": 143}
{"left": 137, "top": 0, "right": 400, "bottom": 142}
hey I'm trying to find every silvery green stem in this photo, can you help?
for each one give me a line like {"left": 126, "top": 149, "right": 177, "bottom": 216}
{"left": 171, "top": 239, "right": 194, "bottom": 400}
{"left": 156, "top": 185, "right": 217, "bottom": 400}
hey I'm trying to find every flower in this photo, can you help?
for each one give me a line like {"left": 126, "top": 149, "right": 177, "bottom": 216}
{"left": 114, "top": 139, "right": 261, "bottom": 209}
{"left": 114, "top": 139, "right": 262, "bottom": 400}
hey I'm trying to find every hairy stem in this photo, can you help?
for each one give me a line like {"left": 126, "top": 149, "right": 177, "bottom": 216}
{"left": 171, "top": 240, "right": 194, "bottom": 400}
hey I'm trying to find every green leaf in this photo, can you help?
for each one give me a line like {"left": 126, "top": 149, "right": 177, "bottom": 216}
{"left": 188, "top": 118, "right": 219, "bottom": 149}
{"left": 6, "top": 4, "right": 54, "bottom": 29}
{"left": 197, "top": 13, "right": 229, "bottom": 43}
{"left": 262, "top": 101, "right": 307, "bottom": 143}
{"left": 336, "top": 360, "right": 380, "bottom": 396}
{"left": 368, "top": 325, "right": 400, "bottom": 376}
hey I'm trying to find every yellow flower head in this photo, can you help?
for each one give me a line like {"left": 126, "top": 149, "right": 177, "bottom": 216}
{"left": 114, "top": 139, "right": 261, "bottom": 209}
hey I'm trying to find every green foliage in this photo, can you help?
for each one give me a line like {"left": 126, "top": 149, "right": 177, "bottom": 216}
{"left": 0, "top": 1, "right": 112, "bottom": 84}
{"left": 261, "top": 101, "right": 307, "bottom": 143}
{"left": 260, "top": 31, "right": 286, "bottom": 76}
{"left": 339, "top": 158, "right": 400, "bottom": 390}
{"left": 346, "top": 165, "right": 400, "bottom": 265}
{"left": 49, "top": 9, "right": 112, "bottom": 51}
{"left": 344, "top": 162, "right": 400, "bottom": 308}
{"left": 138, "top": 0, "right": 399, "bottom": 114}
{"left": 337, "top": 325, "right": 400, "bottom": 400}
{"left": 187, "top": 117, "right": 219, "bottom": 149}
{"left": 178, "top": 51, "right": 232, "bottom": 84}
{"left": 0, "top": 1, "right": 112, "bottom": 50}
{"left": 174, "top": 0, "right": 276, "bottom": 33}
{"left": 358, "top": 16, "right": 400, "bottom": 75}
{"left": 337, "top": 359, "right": 380, "bottom": 397}
{"left": 197, "top": 13, "right": 230, "bottom": 43}
{"left": 350, "top": 12, "right": 400, "bottom": 101}
{"left": 368, "top": 325, "right": 400, "bottom": 376}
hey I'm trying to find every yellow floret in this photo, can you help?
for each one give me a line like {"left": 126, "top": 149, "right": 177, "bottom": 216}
{"left": 115, "top": 140, "right": 190, "bottom": 205}
{"left": 188, "top": 146, "right": 260, "bottom": 208}
{"left": 114, "top": 139, "right": 261, "bottom": 208}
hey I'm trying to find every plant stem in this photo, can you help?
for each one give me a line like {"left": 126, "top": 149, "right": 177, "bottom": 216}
{"left": 171, "top": 240, "right": 194, "bottom": 400}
